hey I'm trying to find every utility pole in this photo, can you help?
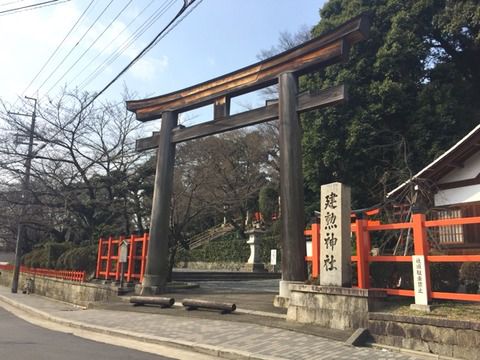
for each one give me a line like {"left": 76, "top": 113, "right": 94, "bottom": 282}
{"left": 9, "top": 96, "right": 37, "bottom": 293}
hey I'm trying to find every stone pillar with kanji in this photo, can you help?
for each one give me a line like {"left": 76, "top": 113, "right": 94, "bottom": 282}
{"left": 320, "top": 182, "right": 351, "bottom": 287}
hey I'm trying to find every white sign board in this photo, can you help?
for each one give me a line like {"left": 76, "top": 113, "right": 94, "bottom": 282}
{"left": 270, "top": 249, "right": 277, "bottom": 265}
{"left": 412, "top": 255, "right": 428, "bottom": 305}
{"left": 119, "top": 241, "right": 128, "bottom": 263}
{"left": 305, "top": 240, "right": 312, "bottom": 257}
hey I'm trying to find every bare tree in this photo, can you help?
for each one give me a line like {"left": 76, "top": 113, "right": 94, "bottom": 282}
{"left": 0, "top": 90, "right": 146, "bottom": 249}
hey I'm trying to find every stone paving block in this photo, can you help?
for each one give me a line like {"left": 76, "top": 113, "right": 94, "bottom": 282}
{"left": 435, "top": 327, "right": 457, "bottom": 346}
{"left": 369, "top": 319, "right": 387, "bottom": 335}
{"left": 427, "top": 342, "right": 453, "bottom": 358}
{"left": 456, "top": 328, "right": 480, "bottom": 348}
{"left": 402, "top": 323, "right": 422, "bottom": 339}
{"left": 387, "top": 321, "right": 407, "bottom": 337}
{"left": 401, "top": 337, "right": 430, "bottom": 353}
{"left": 453, "top": 344, "right": 480, "bottom": 360}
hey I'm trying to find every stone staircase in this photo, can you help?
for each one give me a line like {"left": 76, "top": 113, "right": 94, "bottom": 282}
{"left": 188, "top": 223, "right": 235, "bottom": 249}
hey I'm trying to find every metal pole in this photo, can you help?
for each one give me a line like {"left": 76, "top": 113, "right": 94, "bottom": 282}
{"left": 11, "top": 97, "right": 37, "bottom": 293}
{"left": 120, "top": 262, "right": 125, "bottom": 289}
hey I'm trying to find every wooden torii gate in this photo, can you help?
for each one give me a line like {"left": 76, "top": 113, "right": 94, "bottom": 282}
{"left": 127, "top": 14, "right": 369, "bottom": 295}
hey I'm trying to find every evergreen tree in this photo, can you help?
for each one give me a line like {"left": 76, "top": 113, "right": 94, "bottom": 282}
{"left": 302, "top": 0, "right": 479, "bottom": 211}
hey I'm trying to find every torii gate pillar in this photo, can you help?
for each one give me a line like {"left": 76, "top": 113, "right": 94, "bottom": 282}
{"left": 141, "top": 111, "right": 177, "bottom": 294}
{"left": 278, "top": 72, "right": 307, "bottom": 296}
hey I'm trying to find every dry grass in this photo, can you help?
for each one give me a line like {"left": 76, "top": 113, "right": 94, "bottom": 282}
{"left": 381, "top": 298, "right": 480, "bottom": 322}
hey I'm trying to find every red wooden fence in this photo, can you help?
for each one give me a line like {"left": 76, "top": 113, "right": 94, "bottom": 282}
{"left": 305, "top": 212, "right": 480, "bottom": 302}
{"left": 0, "top": 264, "right": 85, "bottom": 282}
{"left": 96, "top": 232, "right": 148, "bottom": 282}
{"left": 97, "top": 214, "right": 480, "bottom": 303}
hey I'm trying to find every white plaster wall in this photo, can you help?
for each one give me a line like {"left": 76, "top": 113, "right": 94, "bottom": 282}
{"left": 438, "top": 150, "right": 480, "bottom": 183}
{"left": 434, "top": 184, "right": 480, "bottom": 206}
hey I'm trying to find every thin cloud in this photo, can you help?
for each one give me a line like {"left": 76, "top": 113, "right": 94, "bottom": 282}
{"left": 129, "top": 55, "right": 168, "bottom": 81}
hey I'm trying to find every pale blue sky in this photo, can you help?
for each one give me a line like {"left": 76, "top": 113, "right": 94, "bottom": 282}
{"left": 126, "top": 0, "right": 324, "bottom": 96}
{"left": 1, "top": 0, "right": 326, "bottom": 116}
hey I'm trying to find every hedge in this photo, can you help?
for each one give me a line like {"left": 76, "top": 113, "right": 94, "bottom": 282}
{"left": 22, "top": 242, "right": 97, "bottom": 275}
{"left": 177, "top": 231, "right": 281, "bottom": 265}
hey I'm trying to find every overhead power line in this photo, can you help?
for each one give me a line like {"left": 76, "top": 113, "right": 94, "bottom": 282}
{"left": 0, "top": 0, "right": 69, "bottom": 16}
{"left": 0, "top": 0, "right": 27, "bottom": 8}
{"left": 151, "top": 0, "right": 202, "bottom": 49}
{"left": 13, "top": 0, "right": 200, "bottom": 170}
{"left": 21, "top": 0, "right": 95, "bottom": 97}
{"left": 70, "top": 0, "right": 158, "bottom": 88}
{"left": 77, "top": 0, "right": 175, "bottom": 91}
{"left": 45, "top": 0, "right": 134, "bottom": 95}
{"left": 35, "top": 0, "right": 114, "bottom": 93}
{"left": 81, "top": 0, "right": 201, "bottom": 110}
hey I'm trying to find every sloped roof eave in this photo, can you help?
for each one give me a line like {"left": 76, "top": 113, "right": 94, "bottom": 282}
{"left": 386, "top": 124, "right": 480, "bottom": 199}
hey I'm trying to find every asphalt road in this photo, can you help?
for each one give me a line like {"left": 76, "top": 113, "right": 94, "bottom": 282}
{"left": 0, "top": 307, "right": 173, "bottom": 360}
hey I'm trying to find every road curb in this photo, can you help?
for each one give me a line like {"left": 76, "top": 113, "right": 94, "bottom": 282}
{"left": 0, "top": 294, "right": 285, "bottom": 360}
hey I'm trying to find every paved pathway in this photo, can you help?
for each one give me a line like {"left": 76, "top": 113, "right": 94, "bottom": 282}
{"left": 0, "top": 286, "right": 421, "bottom": 360}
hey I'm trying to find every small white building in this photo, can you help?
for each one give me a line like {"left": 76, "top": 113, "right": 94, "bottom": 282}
{"left": 388, "top": 124, "right": 480, "bottom": 254}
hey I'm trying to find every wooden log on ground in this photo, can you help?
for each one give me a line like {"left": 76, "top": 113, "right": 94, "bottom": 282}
{"left": 182, "top": 298, "right": 236, "bottom": 313}
{"left": 130, "top": 296, "right": 175, "bottom": 308}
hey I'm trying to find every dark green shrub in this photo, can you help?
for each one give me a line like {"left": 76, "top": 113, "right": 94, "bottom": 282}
{"left": 177, "top": 227, "right": 280, "bottom": 265}
{"left": 259, "top": 234, "right": 281, "bottom": 265}
{"left": 459, "top": 262, "right": 480, "bottom": 282}
{"left": 44, "top": 242, "right": 72, "bottom": 268}
{"left": 259, "top": 185, "right": 278, "bottom": 224}
{"left": 22, "top": 242, "right": 72, "bottom": 269}
{"left": 56, "top": 245, "right": 98, "bottom": 274}
{"left": 351, "top": 263, "right": 358, "bottom": 286}
{"left": 22, "top": 247, "right": 49, "bottom": 268}
{"left": 430, "top": 262, "right": 459, "bottom": 292}
{"left": 180, "top": 233, "right": 249, "bottom": 263}
{"left": 459, "top": 262, "right": 480, "bottom": 294}
{"left": 204, "top": 238, "right": 249, "bottom": 262}
{"left": 369, "top": 262, "right": 413, "bottom": 289}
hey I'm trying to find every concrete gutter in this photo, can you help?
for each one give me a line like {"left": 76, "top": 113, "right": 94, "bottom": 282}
{"left": 0, "top": 294, "right": 283, "bottom": 360}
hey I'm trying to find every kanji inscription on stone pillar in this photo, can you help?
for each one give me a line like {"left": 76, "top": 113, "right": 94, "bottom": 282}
{"left": 320, "top": 182, "right": 351, "bottom": 287}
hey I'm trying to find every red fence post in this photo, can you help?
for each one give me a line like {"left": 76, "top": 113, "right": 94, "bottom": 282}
{"left": 311, "top": 223, "right": 320, "bottom": 278}
{"left": 363, "top": 220, "right": 372, "bottom": 288}
{"left": 355, "top": 216, "right": 370, "bottom": 288}
{"left": 412, "top": 212, "right": 432, "bottom": 301}
{"left": 105, "top": 235, "right": 113, "bottom": 280}
{"left": 96, "top": 237, "right": 103, "bottom": 279}
{"left": 127, "top": 234, "right": 135, "bottom": 282}
{"left": 115, "top": 235, "right": 125, "bottom": 281}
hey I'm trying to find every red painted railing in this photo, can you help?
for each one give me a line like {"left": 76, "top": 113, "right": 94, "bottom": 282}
{"left": 96, "top": 215, "right": 480, "bottom": 304}
{"left": 305, "top": 212, "right": 480, "bottom": 302}
{"left": 96, "top": 232, "right": 148, "bottom": 282}
{"left": 0, "top": 264, "right": 85, "bottom": 282}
